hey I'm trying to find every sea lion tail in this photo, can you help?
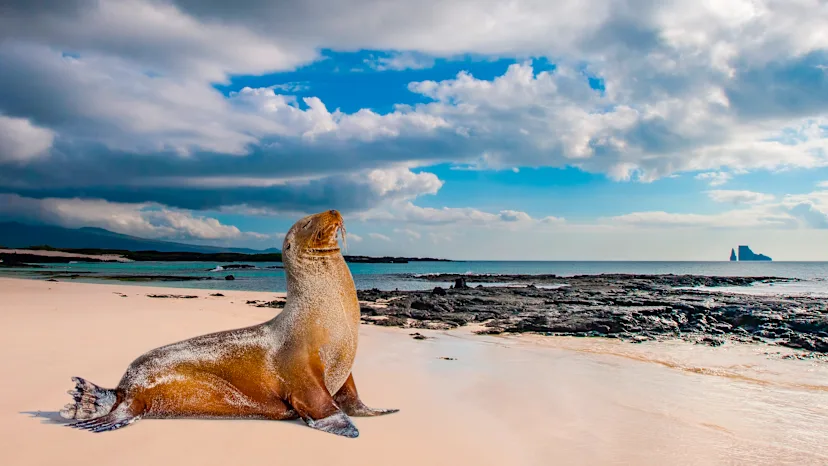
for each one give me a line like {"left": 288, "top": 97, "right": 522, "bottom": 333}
{"left": 59, "top": 376, "right": 119, "bottom": 421}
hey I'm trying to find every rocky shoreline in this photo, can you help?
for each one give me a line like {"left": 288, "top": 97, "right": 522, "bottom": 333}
{"left": 356, "top": 274, "right": 828, "bottom": 355}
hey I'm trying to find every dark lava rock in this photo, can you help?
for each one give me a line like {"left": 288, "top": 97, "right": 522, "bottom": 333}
{"left": 355, "top": 273, "right": 828, "bottom": 355}
{"left": 147, "top": 294, "right": 198, "bottom": 299}
{"left": 225, "top": 275, "right": 235, "bottom": 281}
{"left": 698, "top": 336, "right": 725, "bottom": 347}
{"left": 373, "top": 316, "right": 408, "bottom": 327}
{"left": 210, "top": 293, "right": 225, "bottom": 297}
{"left": 255, "top": 300, "right": 286, "bottom": 309}
{"left": 410, "top": 332, "right": 429, "bottom": 340}
{"left": 46, "top": 278, "right": 58, "bottom": 282}
{"left": 781, "top": 334, "right": 828, "bottom": 353}
{"left": 432, "top": 286, "right": 447, "bottom": 296}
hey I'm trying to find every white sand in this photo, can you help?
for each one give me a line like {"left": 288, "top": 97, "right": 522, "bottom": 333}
{"left": 1, "top": 277, "right": 826, "bottom": 466}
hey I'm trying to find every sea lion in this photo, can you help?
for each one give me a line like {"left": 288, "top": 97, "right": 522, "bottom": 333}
{"left": 60, "top": 209, "right": 397, "bottom": 437}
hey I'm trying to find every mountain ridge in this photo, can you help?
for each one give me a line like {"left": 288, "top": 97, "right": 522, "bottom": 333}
{"left": 0, "top": 222, "right": 281, "bottom": 254}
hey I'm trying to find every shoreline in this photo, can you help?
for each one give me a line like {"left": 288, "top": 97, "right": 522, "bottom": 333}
{"left": 4, "top": 270, "right": 827, "bottom": 355}
{"left": 0, "top": 247, "right": 452, "bottom": 265}
{"left": 1, "top": 277, "right": 827, "bottom": 465}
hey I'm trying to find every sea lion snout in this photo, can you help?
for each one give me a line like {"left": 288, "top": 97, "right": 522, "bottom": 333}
{"left": 283, "top": 210, "right": 346, "bottom": 258}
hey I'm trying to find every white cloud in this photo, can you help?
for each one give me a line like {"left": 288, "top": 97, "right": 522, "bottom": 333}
{"left": 363, "top": 202, "right": 538, "bottom": 226}
{"left": 368, "top": 232, "right": 392, "bottom": 242}
{"left": 818, "top": 180, "right": 828, "bottom": 188}
{"left": 498, "top": 210, "right": 533, "bottom": 222}
{"left": 0, "top": 194, "right": 266, "bottom": 241}
{"left": 365, "top": 168, "right": 443, "bottom": 198}
{"left": 0, "top": 0, "right": 827, "bottom": 234}
{"left": 268, "top": 82, "right": 311, "bottom": 92}
{"left": 154, "top": 0, "right": 828, "bottom": 74}
{"left": 364, "top": 52, "right": 435, "bottom": 71}
{"left": 0, "top": 2, "right": 825, "bottom": 185}
{"left": 0, "top": 115, "right": 54, "bottom": 163}
{"left": 607, "top": 209, "right": 794, "bottom": 229}
{"left": 346, "top": 233, "right": 363, "bottom": 243}
{"left": 609, "top": 188, "right": 828, "bottom": 230}
{"left": 695, "top": 171, "right": 732, "bottom": 186}
{"left": 428, "top": 232, "right": 454, "bottom": 244}
{"left": 358, "top": 202, "right": 567, "bottom": 234}
{"left": 0, "top": 0, "right": 318, "bottom": 82}
{"left": 393, "top": 228, "right": 421, "bottom": 239}
{"left": 777, "top": 190, "right": 828, "bottom": 229}
{"left": 706, "top": 190, "right": 775, "bottom": 205}
{"left": 539, "top": 215, "right": 566, "bottom": 224}
{"left": 404, "top": 63, "right": 828, "bottom": 180}
{"left": 145, "top": 210, "right": 243, "bottom": 240}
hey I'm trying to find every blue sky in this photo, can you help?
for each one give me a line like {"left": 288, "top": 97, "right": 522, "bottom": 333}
{"left": 0, "top": 1, "right": 827, "bottom": 260}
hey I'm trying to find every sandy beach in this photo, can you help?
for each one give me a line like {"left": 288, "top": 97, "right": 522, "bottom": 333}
{"left": 1, "top": 277, "right": 827, "bottom": 466}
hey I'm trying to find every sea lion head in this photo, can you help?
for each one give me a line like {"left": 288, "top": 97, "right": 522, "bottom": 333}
{"left": 282, "top": 210, "right": 346, "bottom": 265}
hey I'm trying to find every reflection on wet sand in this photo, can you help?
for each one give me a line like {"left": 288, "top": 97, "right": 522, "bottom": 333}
{"left": 424, "top": 326, "right": 828, "bottom": 465}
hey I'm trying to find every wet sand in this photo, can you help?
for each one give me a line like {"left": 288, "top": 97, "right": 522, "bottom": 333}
{"left": 1, "top": 277, "right": 826, "bottom": 465}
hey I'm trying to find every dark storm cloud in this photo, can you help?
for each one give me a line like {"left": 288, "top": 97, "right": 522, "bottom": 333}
{"left": 726, "top": 51, "right": 828, "bottom": 120}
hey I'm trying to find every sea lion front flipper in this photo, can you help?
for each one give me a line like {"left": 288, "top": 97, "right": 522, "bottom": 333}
{"left": 334, "top": 373, "right": 400, "bottom": 417}
{"left": 305, "top": 411, "right": 359, "bottom": 438}
{"left": 288, "top": 373, "right": 360, "bottom": 438}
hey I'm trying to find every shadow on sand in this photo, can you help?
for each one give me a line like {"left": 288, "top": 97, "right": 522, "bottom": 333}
{"left": 21, "top": 410, "right": 313, "bottom": 430}
{"left": 21, "top": 411, "right": 73, "bottom": 425}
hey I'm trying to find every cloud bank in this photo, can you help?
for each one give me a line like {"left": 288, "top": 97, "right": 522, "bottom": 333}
{"left": 0, "top": 0, "right": 826, "bottom": 247}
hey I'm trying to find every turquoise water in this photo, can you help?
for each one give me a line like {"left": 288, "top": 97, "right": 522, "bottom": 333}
{"left": 3, "top": 260, "right": 828, "bottom": 293}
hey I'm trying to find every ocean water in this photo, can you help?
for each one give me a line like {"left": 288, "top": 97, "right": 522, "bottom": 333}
{"left": 3, "top": 260, "right": 828, "bottom": 295}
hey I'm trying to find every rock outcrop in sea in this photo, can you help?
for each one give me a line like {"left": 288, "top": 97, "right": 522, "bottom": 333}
{"left": 730, "top": 249, "right": 737, "bottom": 261}
{"left": 737, "top": 245, "right": 772, "bottom": 261}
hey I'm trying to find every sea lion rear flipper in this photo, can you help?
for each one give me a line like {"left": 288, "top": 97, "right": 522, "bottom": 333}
{"left": 334, "top": 373, "right": 400, "bottom": 417}
{"left": 60, "top": 376, "right": 118, "bottom": 421}
{"left": 67, "top": 402, "right": 141, "bottom": 433}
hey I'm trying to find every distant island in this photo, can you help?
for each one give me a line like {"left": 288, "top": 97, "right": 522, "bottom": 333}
{"left": 730, "top": 245, "right": 772, "bottom": 262}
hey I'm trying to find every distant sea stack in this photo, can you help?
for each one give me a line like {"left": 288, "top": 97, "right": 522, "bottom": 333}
{"left": 729, "top": 248, "right": 737, "bottom": 261}
{"left": 736, "top": 245, "right": 772, "bottom": 261}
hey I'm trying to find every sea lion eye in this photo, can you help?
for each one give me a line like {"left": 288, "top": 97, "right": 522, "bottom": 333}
{"left": 284, "top": 243, "right": 291, "bottom": 251}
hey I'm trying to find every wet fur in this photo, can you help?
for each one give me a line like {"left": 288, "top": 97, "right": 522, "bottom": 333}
{"left": 61, "top": 210, "right": 398, "bottom": 437}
